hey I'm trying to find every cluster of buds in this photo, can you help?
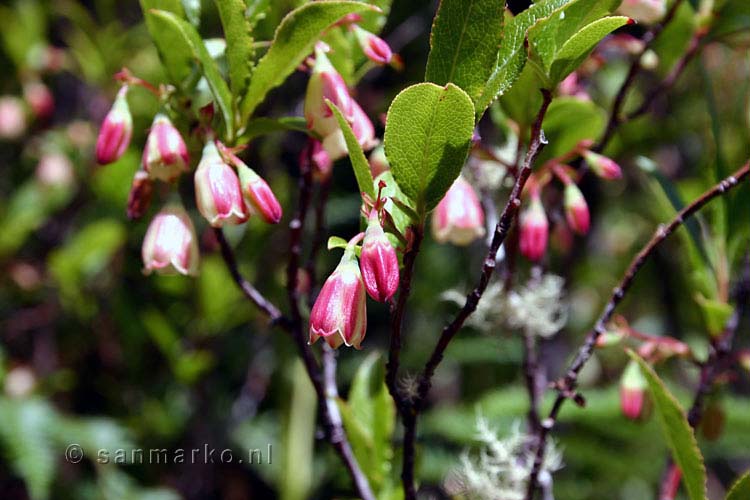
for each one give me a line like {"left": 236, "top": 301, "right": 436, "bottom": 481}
{"left": 432, "top": 176, "right": 486, "bottom": 246}
{"left": 303, "top": 41, "right": 383, "bottom": 176}
{"left": 310, "top": 186, "right": 400, "bottom": 349}
{"left": 517, "top": 142, "right": 621, "bottom": 262}
{"left": 95, "top": 71, "right": 283, "bottom": 278}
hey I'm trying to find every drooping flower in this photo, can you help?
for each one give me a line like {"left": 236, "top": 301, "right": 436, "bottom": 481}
{"left": 351, "top": 24, "right": 393, "bottom": 65}
{"left": 236, "top": 162, "right": 283, "bottom": 224}
{"left": 360, "top": 210, "right": 399, "bottom": 302}
{"left": 142, "top": 204, "right": 199, "bottom": 276}
{"left": 309, "top": 246, "right": 367, "bottom": 349}
{"left": 620, "top": 359, "right": 648, "bottom": 420}
{"left": 95, "top": 86, "right": 132, "bottom": 165}
{"left": 304, "top": 45, "right": 353, "bottom": 139}
{"left": 432, "top": 176, "right": 485, "bottom": 246}
{"left": 127, "top": 170, "right": 154, "bottom": 220}
{"left": 194, "top": 140, "right": 248, "bottom": 227}
{"left": 142, "top": 113, "right": 190, "bottom": 182}
{"left": 582, "top": 150, "right": 622, "bottom": 180}
{"left": 519, "top": 194, "right": 549, "bottom": 261}
{"left": 563, "top": 183, "right": 590, "bottom": 235}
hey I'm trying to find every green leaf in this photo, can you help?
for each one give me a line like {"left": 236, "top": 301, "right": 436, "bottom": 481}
{"left": 241, "top": 116, "right": 314, "bottom": 142}
{"left": 527, "top": 0, "right": 623, "bottom": 86}
{"left": 140, "top": 0, "right": 190, "bottom": 83}
{"left": 474, "top": 0, "right": 572, "bottom": 117}
{"left": 146, "top": 10, "right": 236, "bottom": 139}
{"left": 327, "top": 235, "right": 349, "bottom": 250}
{"left": 326, "top": 100, "right": 375, "bottom": 199}
{"left": 215, "top": 0, "right": 254, "bottom": 98}
{"left": 338, "top": 353, "right": 396, "bottom": 492}
{"left": 239, "top": 1, "right": 378, "bottom": 122}
{"left": 546, "top": 16, "right": 629, "bottom": 84}
{"left": 726, "top": 472, "right": 750, "bottom": 500}
{"left": 383, "top": 82, "right": 475, "bottom": 214}
{"left": 425, "top": 0, "right": 504, "bottom": 110}
{"left": 627, "top": 351, "right": 707, "bottom": 500}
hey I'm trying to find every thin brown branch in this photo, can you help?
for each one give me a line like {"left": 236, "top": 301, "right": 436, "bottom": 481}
{"left": 392, "top": 89, "right": 553, "bottom": 500}
{"left": 525, "top": 162, "right": 750, "bottom": 500}
{"left": 304, "top": 176, "right": 333, "bottom": 307}
{"left": 523, "top": 330, "right": 542, "bottom": 433}
{"left": 214, "top": 227, "right": 288, "bottom": 327}
{"left": 284, "top": 156, "right": 376, "bottom": 500}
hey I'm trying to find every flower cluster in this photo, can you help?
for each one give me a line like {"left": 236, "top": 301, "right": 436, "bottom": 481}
{"left": 517, "top": 141, "right": 622, "bottom": 262}
{"left": 309, "top": 189, "right": 400, "bottom": 349}
{"left": 95, "top": 75, "right": 282, "bottom": 277}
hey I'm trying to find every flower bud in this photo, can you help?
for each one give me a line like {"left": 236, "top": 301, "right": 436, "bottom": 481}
{"left": 432, "top": 176, "right": 485, "bottom": 246}
{"left": 617, "top": 0, "right": 666, "bottom": 24}
{"left": 127, "top": 170, "right": 154, "bottom": 220}
{"left": 304, "top": 47, "right": 353, "bottom": 139}
{"left": 351, "top": 24, "right": 393, "bottom": 65}
{"left": 237, "top": 162, "right": 283, "bottom": 224}
{"left": 95, "top": 86, "right": 132, "bottom": 165}
{"left": 309, "top": 248, "right": 367, "bottom": 349}
{"left": 519, "top": 195, "right": 549, "bottom": 261}
{"left": 361, "top": 210, "right": 399, "bottom": 302}
{"left": 583, "top": 150, "right": 622, "bottom": 180}
{"left": 194, "top": 141, "right": 249, "bottom": 227}
{"left": 142, "top": 113, "right": 190, "bottom": 182}
{"left": 142, "top": 204, "right": 199, "bottom": 276}
{"left": 0, "top": 96, "right": 27, "bottom": 140}
{"left": 620, "top": 359, "right": 648, "bottom": 420}
{"left": 23, "top": 81, "right": 54, "bottom": 120}
{"left": 563, "top": 183, "right": 590, "bottom": 235}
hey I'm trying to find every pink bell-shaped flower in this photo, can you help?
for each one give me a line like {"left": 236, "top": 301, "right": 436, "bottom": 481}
{"left": 236, "top": 162, "right": 283, "bottom": 224}
{"left": 95, "top": 86, "right": 132, "bottom": 165}
{"left": 142, "top": 113, "right": 190, "bottom": 182}
{"left": 142, "top": 204, "right": 199, "bottom": 276}
{"left": 309, "top": 245, "right": 367, "bottom": 349}
{"left": 563, "top": 183, "right": 590, "bottom": 235}
{"left": 583, "top": 150, "right": 622, "bottom": 180}
{"left": 304, "top": 45, "right": 353, "bottom": 139}
{"left": 360, "top": 210, "right": 399, "bottom": 302}
{"left": 432, "top": 176, "right": 485, "bottom": 246}
{"left": 351, "top": 24, "right": 393, "bottom": 65}
{"left": 194, "top": 140, "right": 249, "bottom": 227}
{"left": 620, "top": 359, "right": 648, "bottom": 420}
{"left": 519, "top": 194, "right": 549, "bottom": 262}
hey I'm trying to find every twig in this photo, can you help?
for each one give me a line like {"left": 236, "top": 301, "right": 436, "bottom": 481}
{"left": 214, "top": 228, "right": 288, "bottom": 326}
{"left": 596, "top": 0, "right": 686, "bottom": 151}
{"left": 523, "top": 330, "right": 542, "bottom": 433}
{"left": 658, "top": 261, "right": 749, "bottom": 499}
{"left": 525, "top": 162, "right": 750, "bottom": 500}
{"left": 285, "top": 156, "right": 376, "bottom": 500}
{"left": 304, "top": 177, "right": 333, "bottom": 306}
{"left": 391, "top": 89, "right": 553, "bottom": 500}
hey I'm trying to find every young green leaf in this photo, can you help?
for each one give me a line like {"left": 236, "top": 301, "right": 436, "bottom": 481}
{"left": 546, "top": 16, "right": 630, "bottom": 84}
{"left": 383, "top": 82, "right": 475, "bottom": 214}
{"left": 726, "top": 472, "right": 750, "bottom": 500}
{"left": 140, "top": 0, "right": 191, "bottom": 84}
{"left": 474, "top": 0, "right": 572, "bottom": 117}
{"left": 146, "top": 10, "right": 236, "bottom": 139}
{"left": 425, "top": 0, "right": 504, "bottom": 110}
{"left": 239, "top": 1, "right": 379, "bottom": 122}
{"left": 214, "top": 0, "right": 254, "bottom": 98}
{"left": 327, "top": 236, "right": 349, "bottom": 250}
{"left": 627, "top": 351, "right": 707, "bottom": 500}
{"left": 326, "top": 100, "right": 375, "bottom": 199}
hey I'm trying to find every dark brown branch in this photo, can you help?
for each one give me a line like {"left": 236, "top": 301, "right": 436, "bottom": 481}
{"left": 214, "top": 227, "right": 288, "bottom": 326}
{"left": 414, "top": 90, "right": 553, "bottom": 411}
{"left": 304, "top": 176, "right": 332, "bottom": 307}
{"left": 391, "top": 90, "right": 553, "bottom": 500}
{"left": 284, "top": 158, "right": 376, "bottom": 500}
{"left": 525, "top": 162, "right": 750, "bottom": 500}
